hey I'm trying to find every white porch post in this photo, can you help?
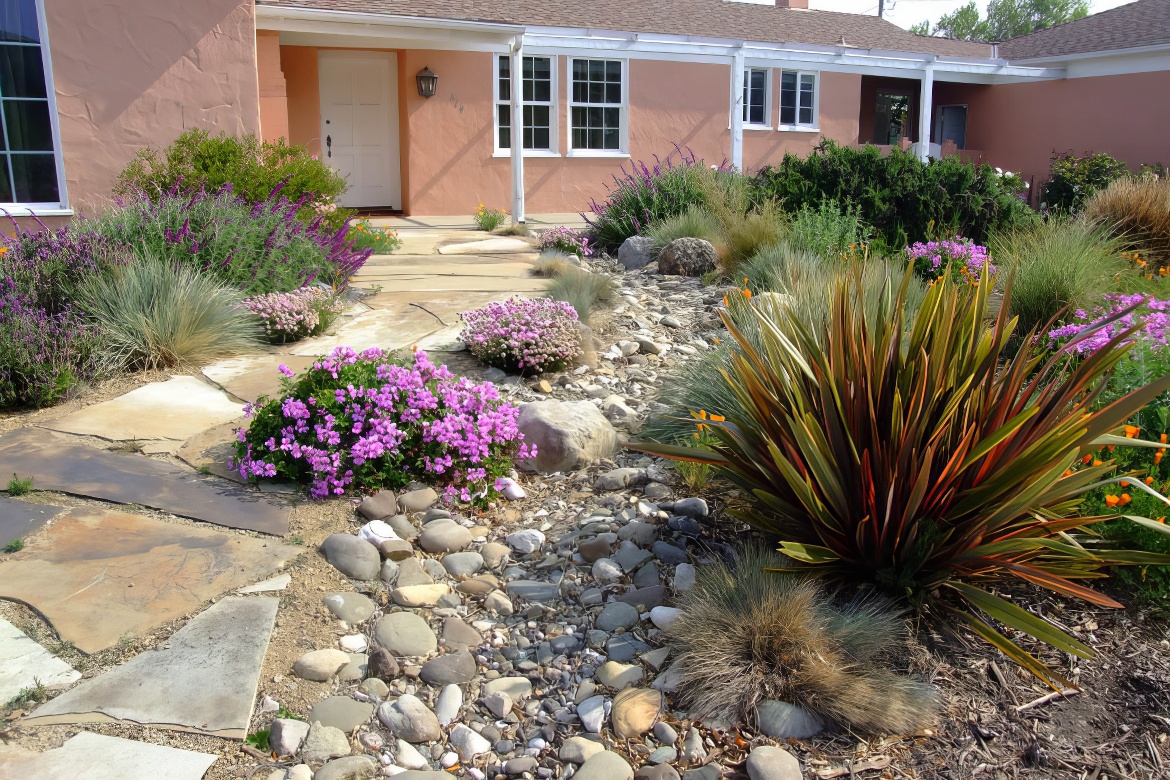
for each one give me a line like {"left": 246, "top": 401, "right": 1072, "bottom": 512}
{"left": 510, "top": 36, "right": 525, "bottom": 224}
{"left": 917, "top": 62, "right": 934, "bottom": 162}
{"left": 730, "top": 48, "right": 745, "bottom": 171}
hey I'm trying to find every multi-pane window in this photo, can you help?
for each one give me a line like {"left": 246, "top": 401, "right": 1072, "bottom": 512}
{"left": 496, "top": 55, "right": 554, "bottom": 152}
{"left": 743, "top": 68, "right": 768, "bottom": 126}
{"left": 569, "top": 59, "right": 624, "bottom": 152}
{"left": 778, "top": 70, "right": 817, "bottom": 128}
{"left": 0, "top": 0, "right": 60, "bottom": 204}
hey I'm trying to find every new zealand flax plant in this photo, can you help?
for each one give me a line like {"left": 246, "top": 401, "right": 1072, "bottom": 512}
{"left": 634, "top": 268, "right": 1170, "bottom": 687}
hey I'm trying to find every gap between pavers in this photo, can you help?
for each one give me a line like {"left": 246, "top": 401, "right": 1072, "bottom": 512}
{"left": 0, "top": 496, "right": 64, "bottom": 548}
{"left": 24, "top": 596, "right": 280, "bottom": 739}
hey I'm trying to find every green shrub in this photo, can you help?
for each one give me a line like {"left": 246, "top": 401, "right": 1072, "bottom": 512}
{"left": 1083, "top": 176, "right": 1170, "bottom": 267}
{"left": 991, "top": 218, "right": 1126, "bottom": 335}
{"left": 547, "top": 266, "right": 614, "bottom": 323}
{"left": 474, "top": 205, "right": 508, "bottom": 232}
{"left": 636, "top": 270, "right": 1170, "bottom": 686}
{"left": 787, "top": 201, "right": 873, "bottom": 257}
{"left": 646, "top": 205, "right": 724, "bottom": 251}
{"left": 1041, "top": 150, "right": 1130, "bottom": 214}
{"left": 754, "top": 140, "right": 1036, "bottom": 249}
{"left": 7, "top": 474, "right": 33, "bottom": 496}
{"left": 3, "top": 538, "right": 23, "bottom": 553}
{"left": 115, "top": 129, "right": 351, "bottom": 230}
{"left": 77, "top": 254, "right": 264, "bottom": 371}
{"left": 347, "top": 220, "right": 402, "bottom": 253}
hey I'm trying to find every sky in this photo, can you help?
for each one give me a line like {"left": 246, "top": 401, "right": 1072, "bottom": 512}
{"left": 807, "top": 0, "right": 1137, "bottom": 33}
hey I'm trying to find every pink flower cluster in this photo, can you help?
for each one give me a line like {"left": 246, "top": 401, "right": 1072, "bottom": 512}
{"left": 243, "top": 286, "right": 343, "bottom": 343}
{"left": 1048, "top": 294, "right": 1170, "bottom": 356}
{"left": 539, "top": 226, "right": 592, "bottom": 257}
{"left": 233, "top": 347, "right": 533, "bottom": 503}
{"left": 906, "top": 238, "right": 995, "bottom": 282}
{"left": 460, "top": 297, "right": 583, "bottom": 374}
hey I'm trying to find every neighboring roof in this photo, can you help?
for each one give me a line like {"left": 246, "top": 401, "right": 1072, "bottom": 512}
{"left": 257, "top": 0, "right": 994, "bottom": 59}
{"left": 999, "top": 0, "right": 1170, "bottom": 60}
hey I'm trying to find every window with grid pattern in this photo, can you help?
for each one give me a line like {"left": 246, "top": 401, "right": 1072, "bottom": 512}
{"left": 569, "top": 59, "right": 624, "bottom": 152}
{"left": 495, "top": 54, "right": 555, "bottom": 152}
{"left": 778, "top": 70, "right": 817, "bottom": 128}
{"left": 0, "top": 0, "right": 61, "bottom": 204}
{"left": 743, "top": 68, "right": 768, "bottom": 126}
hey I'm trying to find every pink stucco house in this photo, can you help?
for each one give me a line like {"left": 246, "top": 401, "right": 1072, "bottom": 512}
{"left": 9, "top": 0, "right": 1170, "bottom": 223}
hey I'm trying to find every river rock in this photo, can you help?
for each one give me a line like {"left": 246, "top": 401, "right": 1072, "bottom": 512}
{"left": 357, "top": 519, "right": 400, "bottom": 546}
{"left": 484, "top": 589, "right": 515, "bottom": 615}
{"left": 577, "top": 694, "right": 607, "bottom": 733}
{"left": 392, "top": 583, "right": 451, "bottom": 607}
{"left": 575, "top": 751, "right": 634, "bottom": 780}
{"left": 505, "top": 528, "right": 545, "bottom": 554}
{"left": 379, "top": 539, "right": 415, "bottom": 561}
{"left": 483, "top": 676, "right": 532, "bottom": 700}
{"left": 746, "top": 745, "right": 802, "bottom": 780}
{"left": 420, "top": 647, "right": 477, "bottom": 685}
{"left": 375, "top": 612, "right": 438, "bottom": 657}
{"left": 302, "top": 721, "right": 352, "bottom": 763}
{"left": 434, "top": 683, "right": 463, "bottom": 725}
{"left": 756, "top": 699, "right": 824, "bottom": 739}
{"left": 448, "top": 723, "right": 492, "bottom": 761}
{"left": 271, "top": 717, "right": 310, "bottom": 756}
{"left": 618, "top": 235, "right": 657, "bottom": 269}
{"left": 418, "top": 519, "right": 472, "bottom": 553}
{"left": 321, "top": 534, "right": 381, "bottom": 580}
{"left": 658, "top": 238, "right": 717, "bottom": 277}
{"left": 368, "top": 646, "right": 401, "bottom": 681}
{"left": 293, "top": 649, "right": 351, "bottom": 682}
{"left": 560, "top": 735, "right": 606, "bottom": 763}
{"left": 516, "top": 400, "right": 619, "bottom": 473}
{"left": 358, "top": 490, "right": 398, "bottom": 520}
{"left": 398, "top": 488, "right": 438, "bottom": 513}
{"left": 309, "top": 697, "right": 375, "bottom": 732}
{"left": 596, "top": 601, "right": 639, "bottom": 631}
{"left": 315, "top": 755, "right": 378, "bottom": 780}
{"left": 323, "top": 593, "right": 376, "bottom": 623}
{"left": 481, "top": 542, "right": 511, "bottom": 568}
{"left": 442, "top": 551, "right": 484, "bottom": 577}
{"left": 611, "top": 688, "right": 662, "bottom": 739}
{"left": 649, "top": 606, "right": 681, "bottom": 630}
{"left": 378, "top": 694, "right": 441, "bottom": 742}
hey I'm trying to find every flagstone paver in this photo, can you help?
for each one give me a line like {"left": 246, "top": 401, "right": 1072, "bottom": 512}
{"left": 437, "top": 237, "right": 535, "bottom": 254}
{"left": 0, "top": 428, "right": 291, "bottom": 535}
{"left": 237, "top": 573, "right": 292, "bottom": 593}
{"left": 0, "top": 508, "right": 296, "bottom": 653}
{"left": 0, "top": 496, "right": 64, "bottom": 548}
{"left": 0, "top": 732, "right": 218, "bottom": 779}
{"left": 201, "top": 354, "right": 317, "bottom": 405}
{"left": 0, "top": 618, "right": 81, "bottom": 702}
{"left": 25, "top": 596, "right": 279, "bottom": 738}
{"left": 288, "top": 306, "right": 447, "bottom": 357}
{"left": 41, "top": 376, "right": 245, "bottom": 443}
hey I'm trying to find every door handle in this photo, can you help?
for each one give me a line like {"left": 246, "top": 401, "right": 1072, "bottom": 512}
{"left": 326, "top": 135, "right": 332, "bottom": 158}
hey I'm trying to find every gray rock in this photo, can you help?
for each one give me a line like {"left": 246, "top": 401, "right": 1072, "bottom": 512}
{"left": 292, "top": 649, "right": 350, "bottom": 682}
{"left": 482, "top": 690, "right": 513, "bottom": 718}
{"left": 680, "top": 727, "right": 707, "bottom": 763}
{"left": 360, "top": 677, "right": 390, "bottom": 698}
{"left": 577, "top": 694, "right": 608, "bottom": 733}
{"left": 674, "top": 563, "right": 697, "bottom": 591}
{"left": 672, "top": 497, "right": 709, "bottom": 519}
{"left": 302, "top": 721, "right": 352, "bottom": 763}
{"left": 643, "top": 482, "right": 671, "bottom": 500}
{"left": 434, "top": 683, "right": 462, "bottom": 726}
{"left": 560, "top": 735, "right": 606, "bottom": 763}
{"left": 481, "top": 542, "right": 511, "bottom": 568}
{"left": 618, "top": 235, "right": 658, "bottom": 269}
{"left": 505, "top": 756, "right": 538, "bottom": 774}
{"left": 379, "top": 539, "right": 415, "bottom": 561}
{"left": 641, "top": 646, "right": 671, "bottom": 671}
{"left": 592, "top": 558, "right": 624, "bottom": 583}
{"left": 357, "top": 490, "right": 398, "bottom": 520}
{"left": 308, "top": 697, "right": 375, "bottom": 732}
{"left": 448, "top": 723, "right": 492, "bottom": 761}
{"left": 596, "top": 601, "right": 639, "bottom": 631}
{"left": 380, "top": 559, "right": 400, "bottom": 584}
{"left": 398, "top": 488, "right": 438, "bottom": 513}
{"left": 516, "top": 400, "right": 619, "bottom": 474}
{"left": 682, "top": 766, "right": 722, "bottom": 780}
{"left": 418, "top": 519, "right": 472, "bottom": 553}
{"left": 602, "top": 396, "right": 638, "bottom": 424}
{"left": 396, "top": 557, "right": 434, "bottom": 587}
{"left": 668, "top": 516, "right": 702, "bottom": 536}
{"left": 505, "top": 579, "right": 560, "bottom": 604}
{"left": 658, "top": 238, "right": 717, "bottom": 277}
{"left": 314, "top": 755, "right": 378, "bottom": 780}
{"left": 636, "top": 765, "right": 680, "bottom": 780}
{"left": 377, "top": 694, "right": 442, "bottom": 743}
{"left": 395, "top": 739, "right": 430, "bottom": 769}
{"left": 338, "top": 653, "right": 367, "bottom": 682}
{"left": 578, "top": 536, "right": 612, "bottom": 562}
{"left": 270, "top": 717, "right": 310, "bottom": 756}
{"left": 442, "top": 617, "right": 483, "bottom": 649}
{"left": 374, "top": 612, "right": 438, "bottom": 657}
{"left": 323, "top": 593, "right": 376, "bottom": 624}
{"left": 420, "top": 648, "right": 476, "bottom": 685}
{"left": 618, "top": 520, "right": 657, "bottom": 547}
{"left": 606, "top": 633, "right": 652, "bottom": 663}
{"left": 421, "top": 508, "right": 451, "bottom": 523}
{"left": 483, "top": 677, "right": 532, "bottom": 700}
{"left": 575, "top": 751, "right": 634, "bottom": 780}
{"left": 653, "top": 722, "right": 679, "bottom": 745}
{"left": 651, "top": 541, "right": 688, "bottom": 566}
{"left": 615, "top": 585, "right": 667, "bottom": 610}
{"left": 484, "top": 589, "right": 515, "bottom": 615}
{"left": 505, "top": 528, "right": 546, "bottom": 554}
{"left": 385, "top": 515, "right": 419, "bottom": 542}
{"left": 746, "top": 746, "right": 802, "bottom": 780}
{"left": 321, "top": 534, "right": 381, "bottom": 580}
{"left": 367, "top": 646, "right": 400, "bottom": 681}
{"left": 441, "top": 551, "right": 484, "bottom": 578}
{"left": 756, "top": 699, "right": 824, "bottom": 739}
{"left": 596, "top": 468, "right": 642, "bottom": 492}
{"left": 614, "top": 542, "right": 654, "bottom": 572}
{"left": 647, "top": 747, "right": 678, "bottom": 765}
{"left": 633, "top": 561, "right": 661, "bottom": 588}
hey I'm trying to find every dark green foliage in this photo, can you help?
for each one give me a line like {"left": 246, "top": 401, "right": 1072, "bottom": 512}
{"left": 7, "top": 474, "right": 33, "bottom": 496}
{"left": 1041, "top": 150, "right": 1130, "bottom": 214}
{"left": 115, "top": 129, "right": 352, "bottom": 230}
{"left": 3, "top": 539, "right": 24, "bottom": 553}
{"left": 245, "top": 729, "right": 270, "bottom": 752}
{"left": 754, "top": 140, "right": 1036, "bottom": 249}
{"left": 925, "top": 0, "right": 1088, "bottom": 41}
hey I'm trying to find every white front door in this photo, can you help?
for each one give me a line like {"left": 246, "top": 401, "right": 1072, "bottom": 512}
{"left": 318, "top": 51, "right": 401, "bottom": 209}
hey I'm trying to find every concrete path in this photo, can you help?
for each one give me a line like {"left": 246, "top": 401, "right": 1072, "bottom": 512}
{"left": 0, "top": 618, "right": 80, "bottom": 702}
{"left": 0, "top": 731, "right": 218, "bottom": 779}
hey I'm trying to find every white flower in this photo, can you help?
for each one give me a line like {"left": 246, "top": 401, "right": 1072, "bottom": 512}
{"left": 995, "top": 167, "right": 1003, "bottom": 175}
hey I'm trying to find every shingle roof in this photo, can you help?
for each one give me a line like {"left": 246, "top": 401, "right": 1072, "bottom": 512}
{"left": 257, "top": 0, "right": 994, "bottom": 59}
{"left": 998, "top": 0, "right": 1170, "bottom": 60}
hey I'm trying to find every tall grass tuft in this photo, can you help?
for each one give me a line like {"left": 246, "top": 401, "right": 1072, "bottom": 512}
{"left": 787, "top": 200, "right": 873, "bottom": 257}
{"left": 991, "top": 218, "right": 1126, "bottom": 335}
{"left": 645, "top": 205, "right": 724, "bottom": 251}
{"left": 1083, "top": 176, "right": 1170, "bottom": 267}
{"left": 720, "top": 203, "right": 786, "bottom": 277}
{"left": 78, "top": 254, "right": 264, "bottom": 371}
{"left": 665, "top": 545, "right": 938, "bottom": 734}
{"left": 546, "top": 266, "right": 614, "bottom": 324}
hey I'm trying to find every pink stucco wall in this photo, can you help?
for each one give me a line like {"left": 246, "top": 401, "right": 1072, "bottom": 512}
{"left": 258, "top": 30, "right": 289, "bottom": 144}
{"left": 43, "top": 0, "right": 260, "bottom": 218}
{"left": 933, "top": 71, "right": 1170, "bottom": 192}
{"left": 278, "top": 46, "right": 863, "bottom": 216}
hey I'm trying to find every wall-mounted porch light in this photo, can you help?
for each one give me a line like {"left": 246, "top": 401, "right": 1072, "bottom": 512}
{"left": 416, "top": 67, "right": 438, "bottom": 98}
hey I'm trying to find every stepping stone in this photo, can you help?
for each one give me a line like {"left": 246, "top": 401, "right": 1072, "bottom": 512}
{"left": 290, "top": 308, "right": 443, "bottom": 357}
{"left": 0, "top": 496, "right": 64, "bottom": 548}
{"left": 0, "top": 731, "right": 217, "bottom": 779}
{"left": 438, "top": 237, "right": 534, "bottom": 255}
{"left": 42, "top": 376, "right": 244, "bottom": 443}
{"left": 238, "top": 573, "right": 292, "bottom": 594}
{"left": 0, "top": 429, "right": 292, "bottom": 536}
{"left": 0, "top": 509, "right": 296, "bottom": 653}
{"left": 0, "top": 618, "right": 80, "bottom": 702}
{"left": 25, "top": 596, "right": 279, "bottom": 738}
{"left": 201, "top": 354, "right": 317, "bottom": 404}
{"left": 174, "top": 421, "right": 246, "bottom": 483}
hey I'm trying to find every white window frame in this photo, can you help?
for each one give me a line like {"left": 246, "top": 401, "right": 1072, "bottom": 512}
{"left": 777, "top": 69, "right": 820, "bottom": 133}
{"left": 743, "top": 67, "right": 771, "bottom": 130}
{"left": 492, "top": 53, "right": 559, "bottom": 158}
{"left": 566, "top": 57, "right": 629, "bottom": 158}
{"left": 0, "top": 0, "right": 69, "bottom": 215}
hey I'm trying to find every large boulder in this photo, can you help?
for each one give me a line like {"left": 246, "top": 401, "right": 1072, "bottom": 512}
{"left": 618, "top": 236, "right": 658, "bottom": 270}
{"left": 516, "top": 400, "right": 619, "bottom": 474}
{"left": 658, "top": 238, "right": 718, "bottom": 277}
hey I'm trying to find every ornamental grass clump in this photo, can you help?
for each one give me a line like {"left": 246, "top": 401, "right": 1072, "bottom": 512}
{"left": 234, "top": 347, "right": 533, "bottom": 502}
{"left": 244, "top": 286, "right": 345, "bottom": 343}
{"left": 636, "top": 268, "right": 1170, "bottom": 686}
{"left": 666, "top": 546, "right": 938, "bottom": 734}
{"left": 460, "top": 297, "right": 582, "bottom": 374}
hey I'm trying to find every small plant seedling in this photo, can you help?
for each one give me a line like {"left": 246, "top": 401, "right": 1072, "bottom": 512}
{"left": 6, "top": 473, "right": 33, "bottom": 496}
{"left": 5, "top": 679, "right": 47, "bottom": 710}
{"left": 276, "top": 704, "right": 304, "bottom": 721}
{"left": 287, "top": 534, "right": 305, "bottom": 546}
{"left": 245, "top": 729, "right": 270, "bottom": 752}
{"left": 3, "top": 539, "right": 24, "bottom": 553}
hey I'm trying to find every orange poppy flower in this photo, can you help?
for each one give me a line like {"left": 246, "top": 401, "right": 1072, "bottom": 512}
{"left": 742, "top": 289, "right": 752, "bottom": 299}
{"left": 1158, "top": 517, "right": 1167, "bottom": 524}
{"left": 1119, "top": 493, "right": 1132, "bottom": 505}
{"left": 1161, "top": 433, "right": 1168, "bottom": 444}
{"left": 1105, "top": 495, "right": 1120, "bottom": 507}
{"left": 1093, "top": 459, "right": 1104, "bottom": 467}
{"left": 1146, "top": 476, "right": 1156, "bottom": 485}
{"left": 1125, "top": 425, "right": 1140, "bottom": 438}
{"left": 709, "top": 414, "right": 726, "bottom": 422}
{"left": 1082, "top": 454, "right": 1093, "bottom": 464}
{"left": 1157, "top": 451, "right": 1165, "bottom": 465}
